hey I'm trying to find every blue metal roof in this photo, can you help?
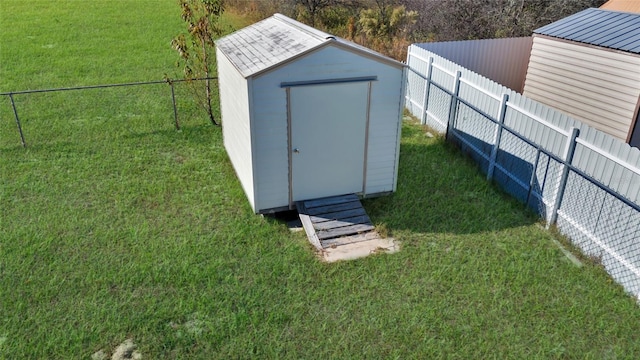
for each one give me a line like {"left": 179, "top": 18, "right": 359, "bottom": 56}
{"left": 534, "top": 8, "right": 640, "bottom": 54}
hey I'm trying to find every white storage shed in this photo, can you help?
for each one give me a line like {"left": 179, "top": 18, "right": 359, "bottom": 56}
{"left": 215, "top": 14, "right": 406, "bottom": 213}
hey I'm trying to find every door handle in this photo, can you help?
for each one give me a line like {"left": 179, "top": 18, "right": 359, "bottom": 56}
{"left": 293, "top": 148, "right": 300, "bottom": 154}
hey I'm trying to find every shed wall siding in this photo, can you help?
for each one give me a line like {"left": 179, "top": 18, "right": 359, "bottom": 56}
{"left": 366, "top": 75, "right": 404, "bottom": 193}
{"left": 217, "top": 48, "right": 256, "bottom": 210}
{"left": 251, "top": 45, "right": 403, "bottom": 211}
{"left": 523, "top": 36, "right": 640, "bottom": 141}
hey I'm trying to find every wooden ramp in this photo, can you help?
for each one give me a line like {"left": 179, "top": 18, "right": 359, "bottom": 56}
{"left": 296, "top": 194, "right": 398, "bottom": 262}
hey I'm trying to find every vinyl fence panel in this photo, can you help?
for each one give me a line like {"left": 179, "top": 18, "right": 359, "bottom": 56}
{"left": 405, "top": 44, "right": 640, "bottom": 300}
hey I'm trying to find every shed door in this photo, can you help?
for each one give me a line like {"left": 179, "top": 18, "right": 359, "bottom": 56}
{"left": 290, "top": 82, "right": 369, "bottom": 202}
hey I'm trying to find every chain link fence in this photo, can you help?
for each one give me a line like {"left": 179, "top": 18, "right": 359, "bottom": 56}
{"left": 0, "top": 78, "right": 218, "bottom": 149}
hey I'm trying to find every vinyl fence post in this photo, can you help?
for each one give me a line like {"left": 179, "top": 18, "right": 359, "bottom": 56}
{"left": 420, "top": 57, "right": 434, "bottom": 125}
{"left": 445, "top": 71, "right": 462, "bottom": 141}
{"left": 487, "top": 93, "right": 509, "bottom": 181}
{"left": 548, "top": 127, "right": 580, "bottom": 227}
{"left": 9, "top": 93, "right": 26, "bottom": 148}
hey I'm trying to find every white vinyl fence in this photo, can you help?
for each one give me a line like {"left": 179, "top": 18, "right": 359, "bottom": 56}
{"left": 406, "top": 45, "right": 640, "bottom": 300}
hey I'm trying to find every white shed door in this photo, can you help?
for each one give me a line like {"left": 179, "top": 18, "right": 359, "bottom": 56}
{"left": 290, "top": 82, "right": 369, "bottom": 202}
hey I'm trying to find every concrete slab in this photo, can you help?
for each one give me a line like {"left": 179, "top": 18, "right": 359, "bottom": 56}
{"left": 321, "top": 237, "right": 399, "bottom": 262}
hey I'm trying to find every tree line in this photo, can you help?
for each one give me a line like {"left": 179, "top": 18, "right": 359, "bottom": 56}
{"left": 171, "top": 0, "right": 605, "bottom": 124}
{"left": 225, "top": 0, "right": 606, "bottom": 60}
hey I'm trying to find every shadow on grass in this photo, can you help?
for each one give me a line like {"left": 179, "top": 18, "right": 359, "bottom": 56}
{"left": 0, "top": 141, "right": 91, "bottom": 156}
{"left": 0, "top": 124, "right": 220, "bottom": 157}
{"left": 451, "top": 127, "right": 547, "bottom": 219}
{"left": 364, "top": 123, "right": 539, "bottom": 236}
{"left": 122, "top": 123, "right": 221, "bottom": 145}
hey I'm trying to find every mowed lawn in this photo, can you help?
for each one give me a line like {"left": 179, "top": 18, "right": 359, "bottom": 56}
{"left": 1, "top": 1, "right": 640, "bottom": 359}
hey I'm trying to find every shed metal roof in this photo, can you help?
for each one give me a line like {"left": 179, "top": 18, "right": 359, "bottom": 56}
{"left": 215, "top": 13, "right": 403, "bottom": 78}
{"left": 534, "top": 8, "right": 640, "bottom": 54}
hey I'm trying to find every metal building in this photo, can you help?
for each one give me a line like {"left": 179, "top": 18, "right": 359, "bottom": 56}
{"left": 215, "top": 14, "right": 406, "bottom": 213}
{"left": 601, "top": 0, "right": 640, "bottom": 13}
{"left": 523, "top": 8, "right": 640, "bottom": 147}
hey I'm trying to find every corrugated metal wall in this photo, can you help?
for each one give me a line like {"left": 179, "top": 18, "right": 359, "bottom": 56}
{"left": 406, "top": 45, "right": 640, "bottom": 300}
{"left": 415, "top": 37, "right": 533, "bottom": 92}
{"left": 523, "top": 35, "right": 640, "bottom": 142}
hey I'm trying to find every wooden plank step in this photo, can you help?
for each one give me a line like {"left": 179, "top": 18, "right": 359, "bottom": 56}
{"left": 297, "top": 194, "right": 386, "bottom": 255}
{"left": 309, "top": 208, "right": 367, "bottom": 224}
{"left": 312, "top": 215, "right": 372, "bottom": 231}
{"left": 321, "top": 231, "right": 382, "bottom": 248}
{"left": 302, "top": 200, "right": 363, "bottom": 216}
{"left": 316, "top": 223, "right": 376, "bottom": 240}
{"left": 302, "top": 194, "right": 359, "bottom": 209}
{"left": 298, "top": 211, "right": 323, "bottom": 250}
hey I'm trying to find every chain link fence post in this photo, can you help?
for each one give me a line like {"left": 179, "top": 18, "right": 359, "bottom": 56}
{"left": 8, "top": 93, "right": 27, "bottom": 148}
{"left": 167, "top": 79, "right": 180, "bottom": 131}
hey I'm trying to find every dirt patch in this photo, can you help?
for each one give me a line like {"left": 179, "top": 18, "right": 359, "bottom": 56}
{"left": 168, "top": 312, "right": 208, "bottom": 338}
{"left": 111, "top": 339, "right": 142, "bottom": 360}
{"left": 92, "top": 339, "right": 142, "bottom": 360}
{"left": 91, "top": 350, "right": 107, "bottom": 360}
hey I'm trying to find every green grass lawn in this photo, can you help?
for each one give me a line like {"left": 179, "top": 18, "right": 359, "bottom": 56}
{"left": 2, "top": 1, "right": 640, "bottom": 359}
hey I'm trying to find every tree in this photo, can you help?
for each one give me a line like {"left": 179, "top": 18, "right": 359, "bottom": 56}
{"left": 359, "top": 0, "right": 417, "bottom": 38}
{"left": 296, "top": 0, "right": 335, "bottom": 26}
{"left": 171, "top": 0, "right": 225, "bottom": 126}
{"left": 402, "top": 0, "right": 606, "bottom": 41}
{"left": 357, "top": 0, "right": 417, "bottom": 58}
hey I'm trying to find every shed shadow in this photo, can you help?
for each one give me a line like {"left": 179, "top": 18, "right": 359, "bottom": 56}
{"left": 452, "top": 129, "right": 547, "bottom": 219}
{"left": 363, "top": 126, "right": 543, "bottom": 236}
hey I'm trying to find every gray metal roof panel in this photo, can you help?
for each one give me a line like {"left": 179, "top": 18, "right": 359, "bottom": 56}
{"left": 534, "top": 8, "right": 640, "bottom": 54}
{"left": 215, "top": 13, "right": 403, "bottom": 78}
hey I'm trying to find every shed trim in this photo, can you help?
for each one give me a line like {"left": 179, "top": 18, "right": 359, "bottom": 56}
{"left": 247, "top": 79, "right": 259, "bottom": 211}
{"left": 362, "top": 81, "right": 373, "bottom": 195}
{"left": 629, "top": 95, "right": 640, "bottom": 144}
{"left": 393, "top": 66, "right": 407, "bottom": 191}
{"left": 280, "top": 76, "right": 377, "bottom": 88}
{"left": 286, "top": 86, "right": 294, "bottom": 209}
